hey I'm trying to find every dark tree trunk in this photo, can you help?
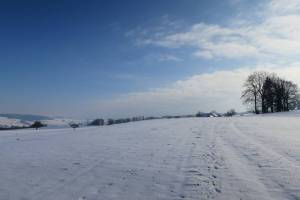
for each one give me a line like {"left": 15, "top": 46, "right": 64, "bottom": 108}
{"left": 254, "top": 95, "right": 258, "bottom": 114}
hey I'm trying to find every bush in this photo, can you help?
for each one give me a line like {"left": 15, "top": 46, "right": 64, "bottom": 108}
{"left": 196, "top": 112, "right": 210, "bottom": 117}
{"left": 69, "top": 123, "right": 80, "bottom": 130}
{"left": 31, "top": 121, "right": 46, "bottom": 130}
{"left": 225, "top": 109, "right": 236, "bottom": 117}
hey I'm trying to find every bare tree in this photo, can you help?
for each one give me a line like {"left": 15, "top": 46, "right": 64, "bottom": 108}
{"left": 242, "top": 71, "right": 299, "bottom": 114}
{"left": 262, "top": 76, "right": 274, "bottom": 112}
{"left": 282, "top": 80, "right": 298, "bottom": 111}
{"left": 262, "top": 77, "right": 298, "bottom": 112}
{"left": 241, "top": 71, "right": 268, "bottom": 114}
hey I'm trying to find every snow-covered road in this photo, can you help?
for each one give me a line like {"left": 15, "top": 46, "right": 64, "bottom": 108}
{"left": 1, "top": 115, "right": 300, "bottom": 200}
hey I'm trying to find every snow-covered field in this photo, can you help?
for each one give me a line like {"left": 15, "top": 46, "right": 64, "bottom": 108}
{"left": 1, "top": 113, "right": 300, "bottom": 200}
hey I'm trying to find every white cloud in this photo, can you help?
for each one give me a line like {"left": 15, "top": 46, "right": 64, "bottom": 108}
{"left": 141, "top": 53, "right": 183, "bottom": 63}
{"left": 193, "top": 50, "right": 213, "bottom": 59}
{"left": 140, "top": 0, "right": 300, "bottom": 61}
{"left": 267, "top": 0, "right": 300, "bottom": 15}
{"left": 94, "top": 63, "right": 300, "bottom": 118}
{"left": 159, "top": 54, "right": 183, "bottom": 62}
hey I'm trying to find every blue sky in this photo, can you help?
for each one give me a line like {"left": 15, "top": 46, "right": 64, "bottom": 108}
{"left": 1, "top": 0, "right": 300, "bottom": 118}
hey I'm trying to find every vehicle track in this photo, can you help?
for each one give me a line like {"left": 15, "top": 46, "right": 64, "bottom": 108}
{"left": 215, "top": 120, "right": 300, "bottom": 200}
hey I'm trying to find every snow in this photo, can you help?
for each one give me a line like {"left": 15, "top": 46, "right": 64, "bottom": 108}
{"left": 1, "top": 113, "right": 300, "bottom": 199}
{"left": 0, "top": 117, "right": 31, "bottom": 128}
{"left": 0, "top": 117, "right": 84, "bottom": 129}
{"left": 42, "top": 118, "right": 84, "bottom": 128}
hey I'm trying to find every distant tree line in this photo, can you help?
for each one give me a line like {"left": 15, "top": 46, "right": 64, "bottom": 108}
{"left": 106, "top": 116, "right": 145, "bottom": 126}
{"left": 241, "top": 71, "right": 299, "bottom": 114}
{"left": 88, "top": 115, "right": 200, "bottom": 127}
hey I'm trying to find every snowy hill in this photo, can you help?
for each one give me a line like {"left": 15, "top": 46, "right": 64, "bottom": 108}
{"left": 0, "top": 114, "right": 84, "bottom": 129}
{"left": 1, "top": 113, "right": 300, "bottom": 199}
{"left": 0, "top": 116, "right": 31, "bottom": 128}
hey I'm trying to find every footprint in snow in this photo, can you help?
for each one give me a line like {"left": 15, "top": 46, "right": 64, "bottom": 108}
{"left": 187, "top": 170, "right": 199, "bottom": 173}
{"left": 184, "top": 183, "right": 200, "bottom": 187}
{"left": 73, "top": 162, "right": 81, "bottom": 166}
{"left": 215, "top": 188, "right": 221, "bottom": 193}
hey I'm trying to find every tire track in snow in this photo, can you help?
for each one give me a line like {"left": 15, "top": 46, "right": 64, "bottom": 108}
{"left": 233, "top": 120, "right": 300, "bottom": 167}
{"left": 215, "top": 134, "right": 276, "bottom": 200}
{"left": 216, "top": 120, "right": 300, "bottom": 200}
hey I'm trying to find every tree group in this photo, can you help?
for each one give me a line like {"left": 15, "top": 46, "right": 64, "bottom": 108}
{"left": 30, "top": 121, "right": 46, "bottom": 130}
{"left": 241, "top": 71, "right": 299, "bottom": 114}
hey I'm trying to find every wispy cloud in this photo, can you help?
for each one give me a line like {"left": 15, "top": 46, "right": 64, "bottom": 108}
{"left": 138, "top": 0, "right": 300, "bottom": 62}
{"left": 267, "top": 0, "right": 300, "bottom": 15}
{"left": 141, "top": 53, "right": 183, "bottom": 63}
{"left": 159, "top": 54, "right": 183, "bottom": 62}
{"left": 126, "top": 15, "right": 187, "bottom": 46}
